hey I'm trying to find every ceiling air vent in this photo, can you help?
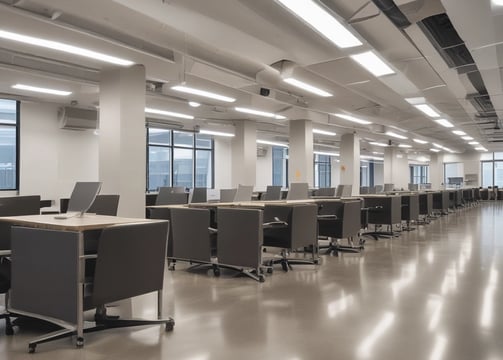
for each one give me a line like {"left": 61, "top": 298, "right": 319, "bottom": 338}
{"left": 418, "top": 13, "right": 475, "bottom": 73}
{"left": 58, "top": 107, "right": 98, "bottom": 130}
{"left": 466, "top": 93, "right": 496, "bottom": 117}
{"left": 371, "top": 0, "right": 411, "bottom": 29}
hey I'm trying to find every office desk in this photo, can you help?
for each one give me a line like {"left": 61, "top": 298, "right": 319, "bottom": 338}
{"left": 0, "top": 214, "right": 162, "bottom": 348}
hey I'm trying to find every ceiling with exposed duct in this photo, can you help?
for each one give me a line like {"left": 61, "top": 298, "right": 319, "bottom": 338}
{"left": 0, "top": 0, "right": 500, "bottom": 157}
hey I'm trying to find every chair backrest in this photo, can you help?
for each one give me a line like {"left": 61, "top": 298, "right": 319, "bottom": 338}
{"left": 156, "top": 187, "right": 188, "bottom": 205}
{"left": 335, "top": 185, "right": 343, "bottom": 197}
{"left": 233, "top": 184, "right": 254, "bottom": 202}
{"left": 190, "top": 187, "right": 207, "bottom": 203}
{"left": 341, "top": 184, "right": 353, "bottom": 197}
{"left": 262, "top": 185, "right": 282, "bottom": 200}
{"left": 286, "top": 182, "right": 309, "bottom": 200}
{"left": 375, "top": 185, "right": 384, "bottom": 193}
{"left": 217, "top": 207, "right": 263, "bottom": 269}
{"left": 90, "top": 221, "right": 169, "bottom": 307}
{"left": 67, "top": 182, "right": 102, "bottom": 214}
{"left": 360, "top": 186, "right": 369, "bottom": 195}
{"left": 316, "top": 187, "right": 336, "bottom": 197}
{"left": 384, "top": 183, "right": 394, "bottom": 192}
{"left": 408, "top": 183, "right": 419, "bottom": 191}
{"left": 87, "top": 194, "right": 120, "bottom": 216}
{"left": 220, "top": 189, "right": 237, "bottom": 202}
{"left": 0, "top": 195, "right": 41, "bottom": 251}
{"left": 170, "top": 207, "right": 212, "bottom": 262}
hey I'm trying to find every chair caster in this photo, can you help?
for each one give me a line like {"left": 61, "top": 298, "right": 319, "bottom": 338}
{"left": 281, "top": 262, "right": 289, "bottom": 272}
{"left": 168, "top": 265, "right": 175, "bottom": 271}
{"left": 213, "top": 267, "right": 220, "bottom": 277}
{"left": 5, "top": 326, "right": 14, "bottom": 336}
{"left": 76, "top": 337, "right": 84, "bottom": 348}
{"left": 28, "top": 344, "right": 36, "bottom": 353}
{"left": 258, "top": 275, "right": 265, "bottom": 283}
{"left": 165, "top": 321, "right": 175, "bottom": 332}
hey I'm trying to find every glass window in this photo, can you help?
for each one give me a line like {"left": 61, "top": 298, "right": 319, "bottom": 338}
{"left": 409, "top": 165, "right": 429, "bottom": 184}
{"left": 314, "top": 154, "right": 331, "bottom": 188}
{"left": 494, "top": 161, "right": 503, "bottom": 187}
{"left": 0, "top": 99, "right": 18, "bottom": 190}
{"left": 147, "top": 128, "right": 214, "bottom": 191}
{"left": 482, "top": 161, "right": 494, "bottom": 187}
{"left": 360, "top": 161, "right": 370, "bottom": 186}
{"left": 494, "top": 152, "right": 503, "bottom": 160}
{"left": 195, "top": 150, "right": 212, "bottom": 187}
{"left": 148, "top": 146, "right": 170, "bottom": 190}
{"left": 173, "top": 131, "right": 193, "bottom": 147}
{"left": 173, "top": 148, "right": 193, "bottom": 187}
{"left": 272, "top": 146, "right": 288, "bottom": 187}
{"left": 444, "top": 162, "right": 463, "bottom": 187}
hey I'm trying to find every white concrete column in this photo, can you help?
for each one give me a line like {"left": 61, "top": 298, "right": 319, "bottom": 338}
{"left": 339, "top": 133, "right": 360, "bottom": 195}
{"left": 429, "top": 153, "right": 444, "bottom": 189}
{"left": 231, "top": 120, "right": 256, "bottom": 187}
{"left": 99, "top": 65, "right": 146, "bottom": 218}
{"left": 383, "top": 147, "right": 409, "bottom": 190}
{"left": 289, "top": 120, "right": 313, "bottom": 186}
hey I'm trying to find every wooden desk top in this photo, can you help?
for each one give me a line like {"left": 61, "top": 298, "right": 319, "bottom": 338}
{"left": 0, "top": 214, "right": 160, "bottom": 231}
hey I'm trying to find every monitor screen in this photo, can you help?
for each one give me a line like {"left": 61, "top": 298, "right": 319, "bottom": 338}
{"left": 67, "top": 182, "right": 102, "bottom": 215}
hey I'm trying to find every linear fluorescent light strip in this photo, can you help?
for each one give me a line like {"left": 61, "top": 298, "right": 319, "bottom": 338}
{"left": 314, "top": 151, "right": 339, "bottom": 156}
{"left": 405, "top": 97, "right": 426, "bottom": 105}
{"left": 350, "top": 51, "right": 395, "bottom": 77}
{"left": 334, "top": 113, "right": 372, "bottom": 125}
{"left": 435, "top": 119, "right": 454, "bottom": 128}
{"left": 469, "top": 141, "right": 479, "bottom": 145}
{"left": 475, "top": 147, "right": 488, "bottom": 151}
{"left": 12, "top": 84, "right": 71, "bottom": 96}
{"left": 462, "top": 136, "right": 474, "bottom": 141}
{"left": 386, "top": 131, "right": 408, "bottom": 140}
{"left": 283, "top": 78, "right": 332, "bottom": 97}
{"left": 171, "top": 86, "right": 236, "bottom": 103}
{"left": 199, "top": 129, "right": 234, "bottom": 137}
{"left": 313, "top": 128, "right": 336, "bottom": 136}
{"left": 413, "top": 139, "right": 428, "bottom": 144}
{"left": 235, "top": 107, "right": 286, "bottom": 119}
{"left": 432, "top": 143, "right": 443, "bottom": 148}
{"left": 430, "top": 148, "right": 441, "bottom": 152}
{"left": 369, "top": 141, "right": 388, "bottom": 147}
{"left": 0, "top": 30, "right": 133, "bottom": 66}
{"left": 276, "top": 0, "right": 362, "bottom": 48}
{"left": 257, "top": 139, "right": 288, "bottom": 148}
{"left": 398, "top": 144, "right": 412, "bottom": 148}
{"left": 452, "top": 130, "right": 466, "bottom": 136}
{"left": 145, "top": 107, "right": 194, "bottom": 120}
{"left": 414, "top": 104, "right": 440, "bottom": 118}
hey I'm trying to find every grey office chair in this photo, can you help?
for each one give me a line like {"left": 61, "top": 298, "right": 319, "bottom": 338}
{"left": 0, "top": 195, "right": 40, "bottom": 336}
{"left": 384, "top": 183, "right": 394, "bottom": 192}
{"left": 27, "top": 221, "right": 174, "bottom": 353}
{"left": 262, "top": 203, "right": 319, "bottom": 271}
{"left": 262, "top": 185, "right": 282, "bottom": 200}
{"left": 233, "top": 184, "right": 253, "bottom": 202}
{"left": 341, "top": 184, "right": 353, "bottom": 197}
{"left": 360, "top": 186, "right": 369, "bottom": 195}
{"left": 316, "top": 187, "right": 336, "bottom": 197}
{"left": 87, "top": 195, "right": 120, "bottom": 216}
{"left": 190, "top": 188, "right": 207, "bottom": 203}
{"left": 156, "top": 187, "right": 188, "bottom": 205}
{"left": 220, "top": 189, "right": 237, "bottom": 202}
{"left": 286, "top": 182, "right": 309, "bottom": 200}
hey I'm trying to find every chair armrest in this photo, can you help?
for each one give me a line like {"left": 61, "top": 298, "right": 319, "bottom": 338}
{"left": 317, "top": 214, "right": 338, "bottom": 220}
{"left": 0, "top": 250, "right": 11, "bottom": 257}
{"left": 81, "top": 254, "right": 97, "bottom": 260}
{"left": 263, "top": 221, "right": 288, "bottom": 229}
{"left": 208, "top": 227, "right": 218, "bottom": 235}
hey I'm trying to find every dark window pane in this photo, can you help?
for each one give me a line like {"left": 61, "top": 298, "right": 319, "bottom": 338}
{"left": 0, "top": 99, "right": 17, "bottom": 125}
{"left": 148, "top": 128, "right": 171, "bottom": 146}
{"left": 173, "top": 131, "right": 193, "bottom": 147}
{"left": 195, "top": 150, "right": 212, "bottom": 187}
{"left": 173, "top": 148, "right": 193, "bottom": 187}
{"left": 196, "top": 134, "right": 213, "bottom": 149}
{"left": 272, "top": 146, "right": 288, "bottom": 187}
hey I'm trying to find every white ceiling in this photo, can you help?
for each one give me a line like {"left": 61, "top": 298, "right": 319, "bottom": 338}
{"left": 0, "top": 0, "right": 500, "bottom": 155}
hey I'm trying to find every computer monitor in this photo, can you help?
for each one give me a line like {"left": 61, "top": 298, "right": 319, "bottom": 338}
{"left": 57, "top": 182, "right": 102, "bottom": 219}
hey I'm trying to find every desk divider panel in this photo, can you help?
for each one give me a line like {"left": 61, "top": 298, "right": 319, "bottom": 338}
{"left": 11, "top": 226, "right": 79, "bottom": 324}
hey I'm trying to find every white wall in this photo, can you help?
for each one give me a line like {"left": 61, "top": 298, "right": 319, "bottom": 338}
{"left": 444, "top": 151, "right": 481, "bottom": 187}
{"left": 20, "top": 101, "right": 99, "bottom": 203}
{"left": 256, "top": 145, "right": 272, "bottom": 191}
{"left": 213, "top": 137, "right": 232, "bottom": 189}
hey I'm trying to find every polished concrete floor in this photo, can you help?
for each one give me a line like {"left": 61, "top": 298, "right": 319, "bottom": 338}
{"left": 1, "top": 201, "right": 503, "bottom": 359}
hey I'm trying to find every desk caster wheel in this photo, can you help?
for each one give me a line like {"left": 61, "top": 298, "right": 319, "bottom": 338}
{"left": 76, "top": 337, "right": 84, "bottom": 348}
{"left": 28, "top": 344, "right": 36, "bottom": 354}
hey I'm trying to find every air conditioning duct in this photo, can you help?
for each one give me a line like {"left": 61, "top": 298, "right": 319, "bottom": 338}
{"left": 59, "top": 107, "right": 98, "bottom": 130}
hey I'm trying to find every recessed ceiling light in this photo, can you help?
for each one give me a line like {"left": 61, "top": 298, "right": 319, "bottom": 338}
{"left": 313, "top": 128, "right": 336, "bottom": 136}
{"left": 283, "top": 78, "right": 332, "bottom": 97}
{"left": 334, "top": 113, "right": 372, "bottom": 125}
{"left": 276, "top": 0, "right": 362, "bottom": 48}
{"left": 369, "top": 141, "right": 388, "bottom": 147}
{"left": 12, "top": 84, "right": 71, "bottom": 96}
{"left": 257, "top": 139, "right": 289, "bottom": 147}
{"left": 398, "top": 144, "right": 412, "bottom": 148}
{"left": 430, "top": 148, "right": 441, "bottom": 152}
{"left": 405, "top": 97, "right": 426, "bottom": 105}
{"left": 0, "top": 30, "right": 134, "bottom": 66}
{"left": 350, "top": 51, "right": 395, "bottom": 77}
{"left": 462, "top": 136, "right": 474, "bottom": 141}
{"left": 199, "top": 129, "right": 234, "bottom": 137}
{"left": 386, "top": 131, "right": 408, "bottom": 140}
{"left": 145, "top": 107, "right": 194, "bottom": 120}
{"left": 435, "top": 119, "right": 454, "bottom": 128}
{"left": 171, "top": 86, "right": 236, "bottom": 103}
{"left": 188, "top": 101, "right": 201, "bottom": 107}
{"left": 414, "top": 104, "right": 440, "bottom": 118}
{"left": 413, "top": 139, "right": 428, "bottom": 144}
{"left": 235, "top": 107, "right": 286, "bottom": 119}
{"left": 452, "top": 130, "right": 466, "bottom": 136}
